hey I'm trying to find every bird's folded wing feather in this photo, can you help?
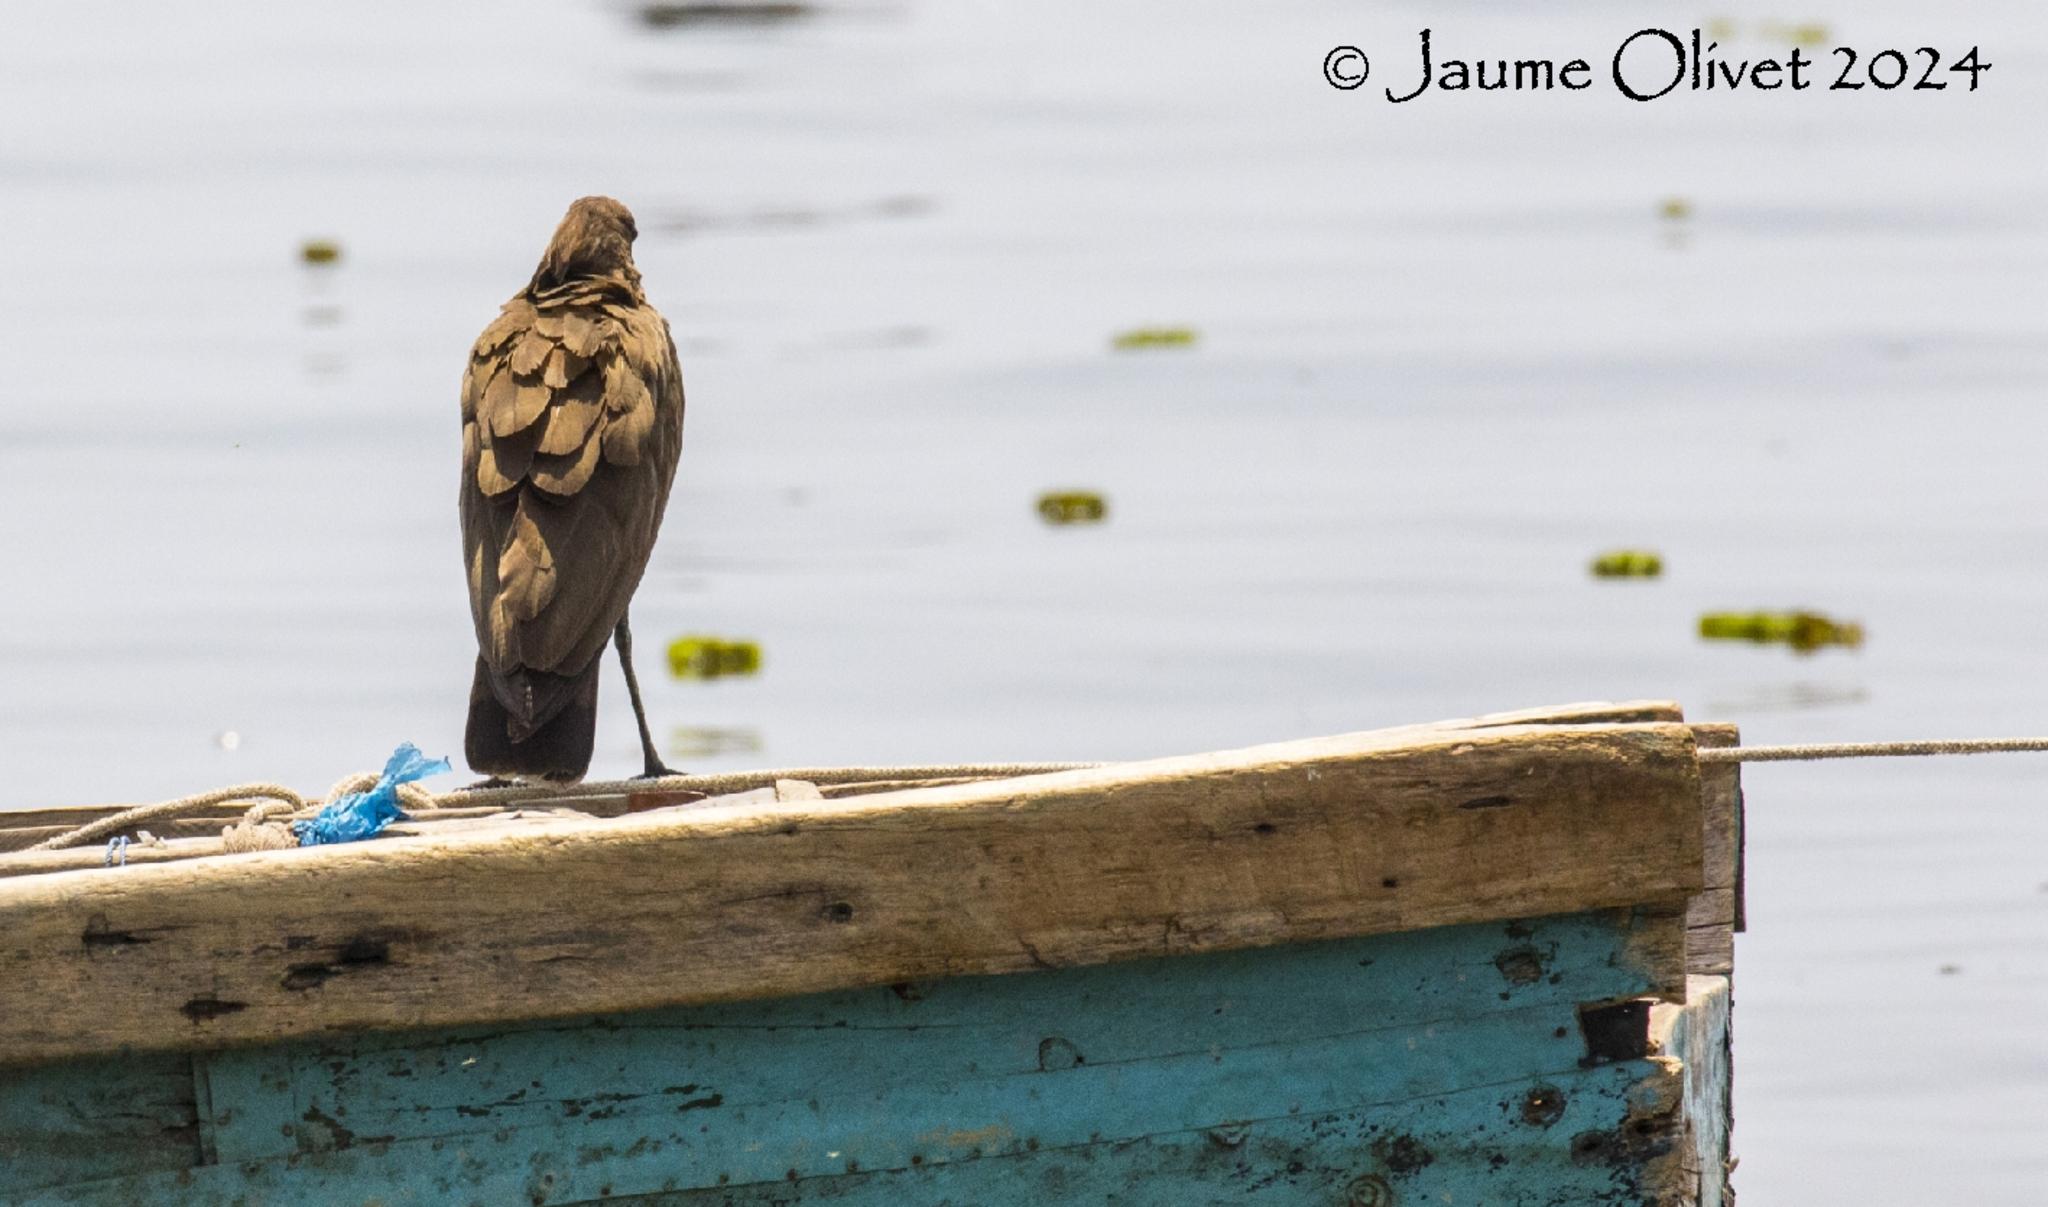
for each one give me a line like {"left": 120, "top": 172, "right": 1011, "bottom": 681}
{"left": 459, "top": 284, "right": 683, "bottom": 712}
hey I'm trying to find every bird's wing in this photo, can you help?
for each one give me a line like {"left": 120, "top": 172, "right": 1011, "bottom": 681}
{"left": 459, "top": 284, "right": 685, "bottom": 728}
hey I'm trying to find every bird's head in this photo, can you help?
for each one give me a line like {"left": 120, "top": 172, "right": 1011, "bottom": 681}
{"left": 530, "top": 196, "right": 641, "bottom": 292}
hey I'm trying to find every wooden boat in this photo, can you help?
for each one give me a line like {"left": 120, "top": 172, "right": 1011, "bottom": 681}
{"left": 0, "top": 701, "right": 1738, "bottom": 1205}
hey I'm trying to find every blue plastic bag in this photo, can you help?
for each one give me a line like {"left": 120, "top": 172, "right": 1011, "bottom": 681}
{"left": 295, "top": 743, "right": 450, "bottom": 846}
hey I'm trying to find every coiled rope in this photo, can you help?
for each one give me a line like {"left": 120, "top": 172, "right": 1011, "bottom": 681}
{"left": 22, "top": 763, "right": 1097, "bottom": 855}
{"left": 28, "top": 773, "right": 444, "bottom": 853}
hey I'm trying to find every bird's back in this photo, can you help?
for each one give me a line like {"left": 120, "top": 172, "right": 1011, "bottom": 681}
{"left": 460, "top": 271, "right": 685, "bottom": 757}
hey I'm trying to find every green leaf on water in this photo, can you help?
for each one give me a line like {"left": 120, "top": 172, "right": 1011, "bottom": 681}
{"left": 1591, "top": 550, "right": 1663, "bottom": 578}
{"left": 1698, "top": 611, "right": 1863, "bottom": 653}
{"left": 1111, "top": 327, "right": 1197, "bottom": 351}
{"left": 1037, "top": 491, "right": 1108, "bottom": 526}
{"left": 667, "top": 636, "right": 764, "bottom": 680}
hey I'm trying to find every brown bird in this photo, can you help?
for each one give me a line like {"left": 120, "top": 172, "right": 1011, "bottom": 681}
{"left": 459, "top": 197, "right": 684, "bottom": 782}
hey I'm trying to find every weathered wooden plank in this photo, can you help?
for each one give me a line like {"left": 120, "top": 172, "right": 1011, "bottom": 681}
{"left": 569, "top": 1060, "right": 1688, "bottom": 1206}
{"left": 1650, "top": 975, "right": 1734, "bottom": 1207}
{"left": 0, "top": 806, "right": 619, "bottom": 878}
{"left": 0, "top": 722, "right": 1702, "bottom": 1066}
{"left": 1627, "top": 905, "right": 1691, "bottom": 1002}
{"left": 0, "top": 805, "right": 555, "bottom": 856}
{"left": 197, "top": 910, "right": 1678, "bottom": 1167}
{"left": 7, "top": 911, "right": 1706, "bottom": 1206}
{"left": 1685, "top": 905, "right": 1733, "bottom": 979}
{"left": 23, "top": 1065, "right": 1680, "bottom": 1206}
{"left": 1685, "top": 723, "right": 1742, "bottom": 979}
{"left": 0, "top": 1052, "right": 201, "bottom": 1190}
{"left": 0, "top": 700, "right": 1686, "bottom": 857}
{"left": 570, "top": 1061, "right": 1693, "bottom": 1207}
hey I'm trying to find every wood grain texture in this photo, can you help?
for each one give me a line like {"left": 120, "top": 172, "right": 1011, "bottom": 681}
{"left": 1624, "top": 905, "right": 1692, "bottom": 1002}
{"left": 0, "top": 699, "right": 1687, "bottom": 852}
{"left": 1686, "top": 723, "right": 1742, "bottom": 979}
{"left": 0, "top": 721, "right": 1702, "bottom": 1067}
{"left": 4, "top": 911, "right": 1703, "bottom": 1206}
{"left": 1648, "top": 975, "right": 1735, "bottom": 1207}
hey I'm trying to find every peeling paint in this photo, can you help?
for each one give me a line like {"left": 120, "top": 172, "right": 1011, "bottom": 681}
{"left": 3, "top": 913, "right": 1727, "bottom": 1205}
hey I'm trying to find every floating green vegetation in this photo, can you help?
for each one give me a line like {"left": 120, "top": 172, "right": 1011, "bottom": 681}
{"left": 300, "top": 239, "right": 342, "bottom": 266}
{"left": 1658, "top": 197, "right": 1692, "bottom": 221}
{"left": 638, "top": 2, "right": 811, "bottom": 28}
{"left": 1590, "top": 550, "right": 1663, "bottom": 579}
{"left": 1760, "top": 20, "right": 1830, "bottom": 47}
{"left": 1699, "top": 611, "right": 1864, "bottom": 653}
{"left": 1112, "top": 327, "right": 1197, "bottom": 351}
{"left": 1038, "top": 491, "right": 1108, "bottom": 526}
{"left": 667, "top": 636, "right": 763, "bottom": 680}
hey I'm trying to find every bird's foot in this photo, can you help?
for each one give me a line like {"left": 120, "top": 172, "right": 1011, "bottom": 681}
{"left": 634, "top": 761, "right": 683, "bottom": 781}
{"left": 467, "top": 776, "right": 518, "bottom": 789}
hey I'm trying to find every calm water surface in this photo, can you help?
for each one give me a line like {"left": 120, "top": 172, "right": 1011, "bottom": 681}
{"left": 5, "top": 1, "right": 2048, "bottom": 1200}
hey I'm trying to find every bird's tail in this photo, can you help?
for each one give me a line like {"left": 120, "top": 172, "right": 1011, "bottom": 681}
{"left": 465, "top": 656, "right": 600, "bottom": 783}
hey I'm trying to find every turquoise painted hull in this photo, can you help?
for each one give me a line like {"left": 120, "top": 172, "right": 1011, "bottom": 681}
{"left": 2, "top": 909, "right": 1721, "bottom": 1205}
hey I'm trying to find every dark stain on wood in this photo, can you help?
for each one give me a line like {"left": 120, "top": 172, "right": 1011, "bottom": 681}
{"left": 281, "top": 966, "right": 330, "bottom": 991}
{"left": 1569, "top": 1091, "right": 1679, "bottom": 1173}
{"left": 563, "top": 1091, "right": 642, "bottom": 1119}
{"left": 1575, "top": 998, "right": 1652, "bottom": 1066}
{"left": 81, "top": 928, "right": 152, "bottom": 949}
{"left": 179, "top": 997, "right": 248, "bottom": 1024}
{"left": 298, "top": 1104, "right": 356, "bottom": 1152}
{"left": 1569, "top": 1128, "right": 1618, "bottom": 1164}
{"left": 1459, "top": 794, "right": 1513, "bottom": 810}
{"left": 82, "top": 914, "right": 165, "bottom": 949}
{"left": 1372, "top": 1132, "right": 1435, "bottom": 1175}
{"left": 1493, "top": 945, "right": 1550, "bottom": 986}
{"left": 281, "top": 932, "right": 397, "bottom": 992}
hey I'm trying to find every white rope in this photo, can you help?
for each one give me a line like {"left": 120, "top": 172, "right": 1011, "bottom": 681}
{"left": 433, "top": 762, "right": 1102, "bottom": 808}
{"left": 31, "top": 740, "right": 2048, "bottom": 857}
{"left": 27, "top": 784, "right": 307, "bottom": 852}
{"left": 18, "top": 762, "right": 1099, "bottom": 856}
{"left": 1700, "top": 737, "right": 2048, "bottom": 763}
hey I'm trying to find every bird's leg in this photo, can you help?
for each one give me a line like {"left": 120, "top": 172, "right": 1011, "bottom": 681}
{"left": 615, "top": 610, "right": 678, "bottom": 779}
